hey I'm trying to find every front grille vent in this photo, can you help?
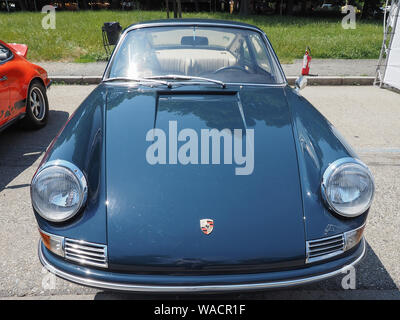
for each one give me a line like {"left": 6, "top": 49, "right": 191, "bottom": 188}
{"left": 306, "top": 234, "right": 345, "bottom": 264}
{"left": 64, "top": 238, "right": 108, "bottom": 268}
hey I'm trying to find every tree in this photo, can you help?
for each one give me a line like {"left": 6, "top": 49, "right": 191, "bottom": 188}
{"left": 78, "top": 0, "right": 88, "bottom": 9}
{"left": 110, "top": 0, "right": 120, "bottom": 10}
{"left": 361, "top": 0, "right": 383, "bottom": 19}
{"left": 286, "top": 0, "right": 295, "bottom": 15}
{"left": 173, "top": 0, "right": 177, "bottom": 16}
{"left": 166, "top": 1, "right": 182, "bottom": 18}
{"left": 17, "top": 0, "right": 25, "bottom": 10}
{"left": 240, "top": 0, "right": 250, "bottom": 15}
{"left": 166, "top": 0, "right": 170, "bottom": 17}
{"left": 177, "top": 0, "right": 182, "bottom": 17}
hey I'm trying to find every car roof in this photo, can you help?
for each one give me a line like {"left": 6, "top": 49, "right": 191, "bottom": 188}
{"left": 126, "top": 19, "right": 263, "bottom": 33}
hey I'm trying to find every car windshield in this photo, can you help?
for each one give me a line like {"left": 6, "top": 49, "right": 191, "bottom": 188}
{"left": 106, "top": 26, "right": 285, "bottom": 85}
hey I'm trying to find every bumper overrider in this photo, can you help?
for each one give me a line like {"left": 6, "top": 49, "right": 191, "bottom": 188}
{"left": 38, "top": 237, "right": 366, "bottom": 293}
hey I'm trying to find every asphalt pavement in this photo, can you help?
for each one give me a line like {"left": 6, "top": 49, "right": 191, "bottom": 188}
{"left": 0, "top": 85, "right": 399, "bottom": 299}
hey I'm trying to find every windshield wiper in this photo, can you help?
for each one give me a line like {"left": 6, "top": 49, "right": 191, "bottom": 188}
{"left": 145, "top": 75, "right": 226, "bottom": 89}
{"left": 103, "top": 77, "right": 172, "bottom": 88}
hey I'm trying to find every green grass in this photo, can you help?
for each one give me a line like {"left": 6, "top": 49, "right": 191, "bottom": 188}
{"left": 0, "top": 11, "right": 382, "bottom": 63}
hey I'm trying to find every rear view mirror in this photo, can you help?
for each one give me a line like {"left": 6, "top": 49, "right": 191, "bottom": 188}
{"left": 295, "top": 76, "right": 307, "bottom": 91}
{"left": 102, "top": 22, "right": 122, "bottom": 58}
{"left": 181, "top": 36, "right": 209, "bottom": 46}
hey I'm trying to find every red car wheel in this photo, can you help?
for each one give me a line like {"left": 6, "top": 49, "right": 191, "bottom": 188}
{"left": 23, "top": 80, "right": 49, "bottom": 129}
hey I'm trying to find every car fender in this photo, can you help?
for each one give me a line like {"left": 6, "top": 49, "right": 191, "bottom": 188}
{"left": 284, "top": 86, "right": 368, "bottom": 240}
{"left": 34, "top": 85, "right": 108, "bottom": 244}
{"left": 1, "top": 41, "right": 50, "bottom": 113}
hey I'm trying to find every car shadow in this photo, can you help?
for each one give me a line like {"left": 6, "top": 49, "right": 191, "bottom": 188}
{"left": 0, "top": 110, "right": 69, "bottom": 193}
{"left": 94, "top": 241, "right": 400, "bottom": 300}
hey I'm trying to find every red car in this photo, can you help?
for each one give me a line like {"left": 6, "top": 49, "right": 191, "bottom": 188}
{"left": 0, "top": 40, "right": 50, "bottom": 132}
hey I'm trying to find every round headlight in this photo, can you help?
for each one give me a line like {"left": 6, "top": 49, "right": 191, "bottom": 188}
{"left": 321, "top": 158, "right": 374, "bottom": 218}
{"left": 31, "top": 160, "right": 87, "bottom": 222}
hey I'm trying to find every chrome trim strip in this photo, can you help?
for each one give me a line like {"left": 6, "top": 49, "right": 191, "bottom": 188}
{"left": 306, "top": 234, "right": 345, "bottom": 264}
{"left": 65, "top": 243, "right": 105, "bottom": 253}
{"left": 39, "top": 238, "right": 365, "bottom": 293}
{"left": 306, "top": 250, "right": 344, "bottom": 264}
{"left": 64, "top": 255, "right": 108, "bottom": 269}
{"left": 64, "top": 237, "right": 106, "bottom": 247}
{"left": 307, "top": 233, "right": 344, "bottom": 243}
{"left": 64, "top": 247, "right": 105, "bottom": 259}
{"left": 308, "top": 243, "right": 344, "bottom": 253}
{"left": 308, "top": 238, "right": 343, "bottom": 247}
{"left": 64, "top": 238, "right": 108, "bottom": 268}
{"left": 125, "top": 21, "right": 265, "bottom": 35}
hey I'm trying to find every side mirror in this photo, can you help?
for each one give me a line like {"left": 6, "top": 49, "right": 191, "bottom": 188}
{"left": 295, "top": 76, "right": 307, "bottom": 91}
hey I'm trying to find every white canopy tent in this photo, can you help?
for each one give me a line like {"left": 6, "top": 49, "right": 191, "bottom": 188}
{"left": 375, "top": 0, "right": 400, "bottom": 91}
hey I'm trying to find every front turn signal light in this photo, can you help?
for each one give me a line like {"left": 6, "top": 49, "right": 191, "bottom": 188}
{"left": 39, "top": 229, "right": 64, "bottom": 257}
{"left": 344, "top": 224, "right": 365, "bottom": 251}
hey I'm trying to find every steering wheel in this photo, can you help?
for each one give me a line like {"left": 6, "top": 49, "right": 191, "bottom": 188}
{"left": 213, "top": 66, "right": 250, "bottom": 74}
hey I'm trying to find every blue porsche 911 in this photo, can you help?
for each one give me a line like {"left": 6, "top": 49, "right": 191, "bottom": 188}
{"left": 31, "top": 19, "right": 374, "bottom": 292}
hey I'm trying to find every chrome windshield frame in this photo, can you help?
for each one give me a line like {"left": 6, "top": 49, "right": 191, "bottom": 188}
{"left": 102, "top": 21, "right": 288, "bottom": 87}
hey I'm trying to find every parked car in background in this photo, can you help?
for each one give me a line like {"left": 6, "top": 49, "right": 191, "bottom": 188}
{"left": 0, "top": 40, "right": 50, "bottom": 132}
{"left": 122, "top": 1, "right": 138, "bottom": 10}
{"left": 313, "top": 2, "right": 341, "bottom": 15}
{"left": 0, "top": 0, "right": 16, "bottom": 12}
{"left": 90, "top": 1, "right": 110, "bottom": 10}
{"left": 33, "top": 19, "right": 374, "bottom": 293}
{"left": 255, "top": 1, "right": 275, "bottom": 15}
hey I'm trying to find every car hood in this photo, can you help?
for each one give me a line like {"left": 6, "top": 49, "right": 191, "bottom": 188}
{"left": 105, "top": 84, "right": 306, "bottom": 274}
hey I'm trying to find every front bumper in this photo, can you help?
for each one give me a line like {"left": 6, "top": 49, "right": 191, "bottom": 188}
{"left": 38, "top": 238, "right": 366, "bottom": 293}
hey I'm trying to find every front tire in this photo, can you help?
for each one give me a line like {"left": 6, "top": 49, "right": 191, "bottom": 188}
{"left": 22, "top": 80, "right": 49, "bottom": 129}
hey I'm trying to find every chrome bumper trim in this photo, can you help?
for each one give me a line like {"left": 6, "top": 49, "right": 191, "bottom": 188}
{"left": 38, "top": 238, "right": 365, "bottom": 293}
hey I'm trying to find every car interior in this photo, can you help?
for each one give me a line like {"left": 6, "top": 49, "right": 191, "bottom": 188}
{"left": 109, "top": 27, "right": 278, "bottom": 84}
{"left": 0, "top": 44, "right": 12, "bottom": 62}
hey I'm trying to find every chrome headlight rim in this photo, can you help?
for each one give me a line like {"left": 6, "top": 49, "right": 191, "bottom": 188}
{"left": 321, "top": 157, "right": 374, "bottom": 218}
{"left": 31, "top": 160, "right": 88, "bottom": 223}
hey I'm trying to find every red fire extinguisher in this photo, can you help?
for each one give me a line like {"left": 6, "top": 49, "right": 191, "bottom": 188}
{"left": 301, "top": 47, "right": 312, "bottom": 76}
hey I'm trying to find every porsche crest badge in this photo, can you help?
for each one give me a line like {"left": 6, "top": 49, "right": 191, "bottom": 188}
{"left": 200, "top": 219, "right": 214, "bottom": 235}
